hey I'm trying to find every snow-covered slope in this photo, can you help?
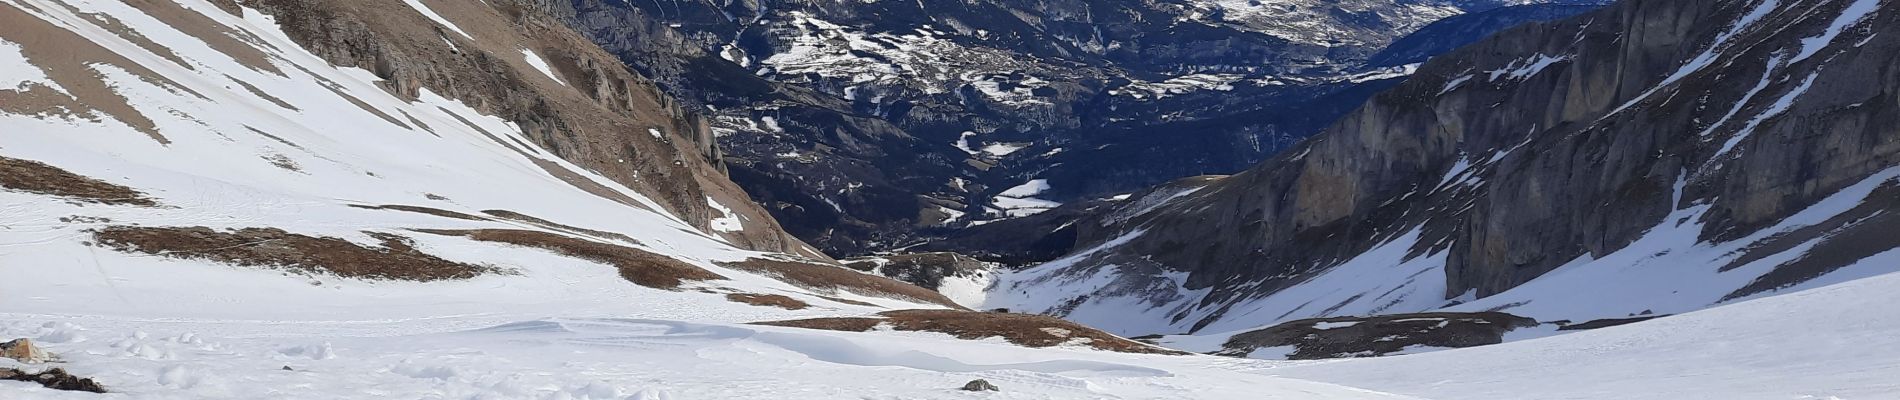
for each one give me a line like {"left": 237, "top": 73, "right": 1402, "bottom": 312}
{"left": 0, "top": 0, "right": 965, "bottom": 361}
{"left": 4, "top": 0, "right": 1899, "bottom": 398}
{"left": 0, "top": 6, "right": 1389, "bottom": 398}
{"left": 987, "top": 0, "right": 1900, "bottom": 347}
{"left": 1266, "top": 269, "right": 1900, "bottom": 400}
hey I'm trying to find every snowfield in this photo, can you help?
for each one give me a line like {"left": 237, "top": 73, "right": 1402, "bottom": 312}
{"left": 1264, "top": 269, "right": 1900, "bottom": 400}
{"left": 4, "top": 0, "right": 1899, "bottom": 398}
{"left": 0, "top": 315, "right": 1422, "bottom": 399}
{"left": 0, "top": 0, "right": 1403, "bottom": 397}
{"left": 8, "top": 270, "right": 1900, "bottom": 399}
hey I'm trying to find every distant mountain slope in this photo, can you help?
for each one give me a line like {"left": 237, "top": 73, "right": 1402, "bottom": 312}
{"left": 1366, "top": 2, "right": 1608, "bottom": 67}
{"left": 990, "top": 0, "right": 1900, "bottom": 339}
{"left": 540, "top": 0, "right": 1598, "bottom": 255}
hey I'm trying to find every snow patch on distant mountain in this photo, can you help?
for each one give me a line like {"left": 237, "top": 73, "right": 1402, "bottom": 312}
{"left": 991, "top": 179, "right": 1062, "bottom": 217}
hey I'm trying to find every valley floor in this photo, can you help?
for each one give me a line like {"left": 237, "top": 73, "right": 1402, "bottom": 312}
{"left": 7, "top": 269, "right": 1900, "bottom": 399}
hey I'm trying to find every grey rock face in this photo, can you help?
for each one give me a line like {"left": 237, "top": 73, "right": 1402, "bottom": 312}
{"left": 1366, "top": 2, "right": 1609, "bottom": 68}
{"left": 1010, "top": 0, "right": 1900, "bottom": 335}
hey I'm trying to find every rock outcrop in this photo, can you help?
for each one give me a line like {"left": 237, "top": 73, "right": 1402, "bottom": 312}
{"left": 0, "top": 339, "right": 50, "bottom": 364}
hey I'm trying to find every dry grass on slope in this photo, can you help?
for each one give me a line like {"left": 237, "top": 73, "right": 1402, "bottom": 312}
{"left": 94, "top": 226, "right": 493, "bottom": 281}
{"left": 724, "top": 293, "right": 811, "bottom": 310}
{"left": 718, "top": 258, "right": 966, "bottom": 309}
{"left": 756, "top": 310, "right": 1188, "bottom": 355}
{"left": 417, "top": 228, "right": 724, "bottom": 290}
{"left": 0, "top": 156, "right": 156, "bottom": 206}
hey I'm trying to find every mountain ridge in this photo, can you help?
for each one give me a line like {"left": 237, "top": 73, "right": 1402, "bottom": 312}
{"left": 987, "top": 0, "right": 1900, "bottom": 338}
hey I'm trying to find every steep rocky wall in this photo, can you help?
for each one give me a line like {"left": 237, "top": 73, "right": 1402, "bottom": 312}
{"left": 1037, "top": 0, "right": 1899, "bottom": 333}
{"left": 232, "top": 0, "right": 821, "bottom": 256}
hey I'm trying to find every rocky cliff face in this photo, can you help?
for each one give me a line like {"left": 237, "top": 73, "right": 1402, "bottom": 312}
{"left": 535, "top": 0, "right": 1595, "bottom": 255}
{"left": 228, "top": 0, "right": 818, "bottom": 256}
{"left": 1367, "top": 2, "right": 1609, "bottom": 67}
{"left": 991, "top": 0, "right": 1900, "bottom": 337}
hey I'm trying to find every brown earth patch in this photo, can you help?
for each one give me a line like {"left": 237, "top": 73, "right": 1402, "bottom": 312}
{"left": 718, "top": 258, "right": 965, "bottom": 309}
{"left": 228, "top": 76, "right": 298, "bottom": 110}
{"left": 348, "top": 204, "right": 487, "bottom": 221}
{"left": 94, "top": 226, "right": 490, "bottom": 281}
{"left": 78, "top": 11, "right": 193, "bottom": 71}
{"left": 0, "top": 1, "right": 199, "bottom": 143}
{"left": 316, "top": 82, "right": 410, "bottom": 129}
{"left": 416, "top": 229, "right": 722, "bottom": 289}
{"left": 816, "top": 295, "right": 882, "bottom": 307}
{"left": 755, "top": 316, "right": 883, "bottom": 332}
{"left": 0, "top": 156, "right": 156, "bottom": 206}
{"left": 1215, "top": 312, "right": 1538, "bottom": 360}
{"left": 480, "top": 210, "right": 640, "bottom": 244}
{"left": 119, "top": 0, "right": 284, "bottom": 75}
{"left": 756, "top": 310, "right": 1185, "bottom": 355}
{"left": 0, "top": 368, "right": 105, "bottom": 393}
{"left": 725, "top": 293, "right": 810, "bottom": 310}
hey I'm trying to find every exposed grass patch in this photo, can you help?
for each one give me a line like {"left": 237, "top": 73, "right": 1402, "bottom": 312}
{"left": 94, "top": 226, "right": 491, "bottom": 281}
{"left": 0, "top": 156, "right": 155, "bottom": 206}
{"left": 725, "top": 293, "right": 810, "bottom": 310}
{"left": 479, "top": 210, "right": 641, "bottom": 244}
{"left": 417, "top": 229, "right": 722, "bottom": 290}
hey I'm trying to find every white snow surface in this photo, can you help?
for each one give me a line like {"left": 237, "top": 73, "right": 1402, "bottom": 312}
{"left": 0, "top": 2, "right": 1416, "bottom": 398}
{"left": 400, "top": 0, "right": 472, "bottom": 40}
{"left": 935, "top": 270, "right": 995, "bottom": 309}
{"left": 0, "top": 0, "right": 922, "bottom": 321}
{"left": 979, "top": 142, "right": 1029, "bottom": 157}
{"left": 520, "top": 48, "right": 567, "bottom": 86}
{"left": 8, "top": 0, "right": 1900, "bottom": 398}
{"left": 0, "top": 1, "right": 1437, "bottom": 398}
{"left": 990, "top": 179, "right": 1061, "bottom": 218}
{"left": 998, "top": 179, "right": 1051, "bottom": 198}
